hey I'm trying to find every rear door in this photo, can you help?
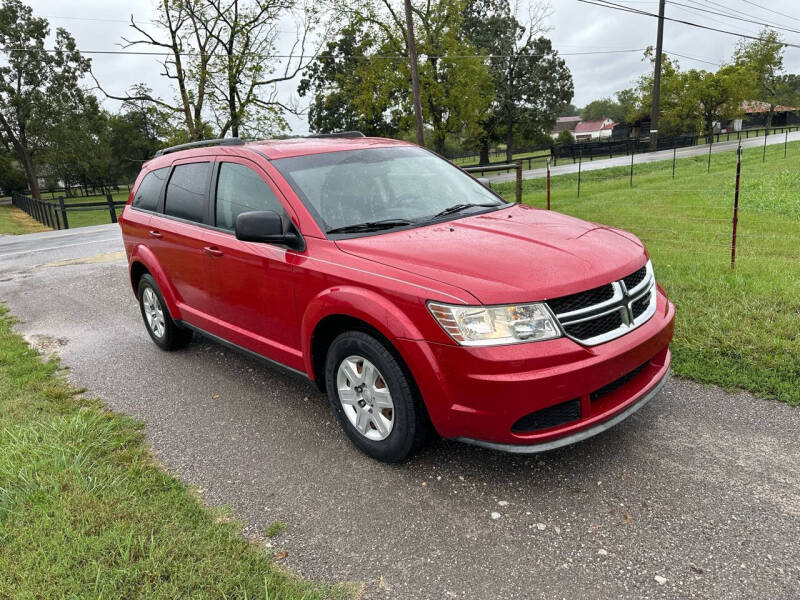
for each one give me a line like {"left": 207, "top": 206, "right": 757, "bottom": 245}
{"left": 201, "top": 157, "right": 302, "bottom": 370}
{"left": 147, "top": 158, "right": 219, "bottom": 328}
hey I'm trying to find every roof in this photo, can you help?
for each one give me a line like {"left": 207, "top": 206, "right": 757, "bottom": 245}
{"left": 601, "top": 122, "right": 617, "bottom": 131}
{"left": 574, "top": 119, "right": 610, "bottom": 134}
{"left": 144, "top": 136, "right": 413, "bottom": 169}
{"left": 742, "top": 100, "right": 797, "bottom": 114}
{"left": 552, "top": 116, "right": 581, "bottom": 134}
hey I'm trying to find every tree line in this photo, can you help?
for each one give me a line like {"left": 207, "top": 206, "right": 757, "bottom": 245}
{"left": 1, "top": 0, "right": 798, "bottom": 200}
{"left": 574, "top": 30, "right": 799, "bottom": 139}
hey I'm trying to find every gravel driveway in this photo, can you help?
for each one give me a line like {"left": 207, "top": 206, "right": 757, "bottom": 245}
{"left": 1, "top": 225, "right": 798, "bottom": 599}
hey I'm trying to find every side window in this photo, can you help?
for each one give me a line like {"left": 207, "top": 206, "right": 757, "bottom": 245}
{"left": 215, "top": 162, "right": 287, "bottom": 231}
{"left": 164, "top": 162, "right": 211, "bottom": 223}
{"left": 132, "top": 167, "right": 168, "bottom": 211}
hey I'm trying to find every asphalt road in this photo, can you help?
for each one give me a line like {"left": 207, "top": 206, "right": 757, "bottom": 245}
{"left": 1, "top": 225, "right": 798, "bottom": 599}
{"left": 488, "top": 129, "right": 800, "bottom": 183}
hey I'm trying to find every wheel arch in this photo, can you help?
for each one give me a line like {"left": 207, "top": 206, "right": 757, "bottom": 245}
{"left": 128, "top": 245, "right": 182, "bottom": 320}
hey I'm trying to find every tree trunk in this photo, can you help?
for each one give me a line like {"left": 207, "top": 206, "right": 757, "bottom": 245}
{"left": 766, "top": 106, "right": 775, "bottom": 129}
{"left": 20, "top": 150, "right": 40, "bottom": 200}
{"left": 505, "top": 114, "right": 514, "bottom": 163}
{"left": 479, "top": 136, "right": 490, "bottom": 165}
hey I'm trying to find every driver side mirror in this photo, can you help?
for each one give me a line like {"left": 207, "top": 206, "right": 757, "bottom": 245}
{"left": 235, "top": 211, "right": 304, "bottom": 251}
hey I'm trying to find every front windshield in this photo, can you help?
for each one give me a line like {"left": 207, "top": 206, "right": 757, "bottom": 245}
{"left": 272, "top": 146, "right": 506, "bottom": 234}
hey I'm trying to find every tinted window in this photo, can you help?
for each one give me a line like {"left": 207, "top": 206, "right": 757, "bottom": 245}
{"left": 272, "top": 147, "right": 503, "bottom": 233}
{"left": 164, "top": 162, "right": 211, "bottom": 223}
{"left": 132, "top": 167, "right": 168, "bottom": 211}
{"left": 215, "top": 163, "right": 286, "bottom": 231}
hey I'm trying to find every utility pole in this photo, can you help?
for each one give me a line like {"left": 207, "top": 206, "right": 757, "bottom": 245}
{"left": 650, "top": 0, "right": 665, "bottom": 152}
{"left": 404, "top": 0, "right": 425, "bottom": 147}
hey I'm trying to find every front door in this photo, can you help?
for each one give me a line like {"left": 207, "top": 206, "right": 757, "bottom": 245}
{"left": 201, "top": 157, "right": 303, "bottom": 371}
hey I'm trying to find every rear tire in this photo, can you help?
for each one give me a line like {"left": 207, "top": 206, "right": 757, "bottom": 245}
{"left": 137, "top": 273, "right": 192, "bottom": 351}
{"left": 325, "top": 331, "right": 429, "bottom": 462}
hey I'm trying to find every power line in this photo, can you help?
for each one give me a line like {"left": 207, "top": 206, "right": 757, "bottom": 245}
{"left": 663, "top": 49, "right": 722, "bottom": 66}
{"left": 737, "top": 0, "right": 800, "bottom": 24}
{"left": 669, "top": 2, "right": 763, "bottom": 37}
{"left": 0, "top": 46, "right": 647, "bottom": 59}
{"left": 575, "top": 0, "right": 800, "bottom": 48}
{"left": 680, "top": 0, "right": 800, "bottom": 34}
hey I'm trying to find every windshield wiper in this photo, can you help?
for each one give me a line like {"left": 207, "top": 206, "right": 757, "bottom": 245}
{"left": 326, "top": 218, "right": 414, "bottom": 235}
{"left": 428, "top": 203, "right": 501, "bottom": 220}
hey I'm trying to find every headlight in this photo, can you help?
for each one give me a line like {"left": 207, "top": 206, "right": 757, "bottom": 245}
{"left": 427, "top": 302, "right": 561, "bottom": 346}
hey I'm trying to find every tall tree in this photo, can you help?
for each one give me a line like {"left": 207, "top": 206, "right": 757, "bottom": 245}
{"left": 0, "top": 0, "right": 90, "bottom": 199}
{"left": 464, "top": 0, "right": 573, "bottom": 163}
{"left": 582, "top": 98, "right": 627, "bottom": 123}
{"left": 734, "top": 29, "right": 789, "bottom": 128}
{"left": 95, "top": 0, "right": 319, "bottom": 141}
{"left": 308, "top": 0, "right": 493, "bottom": 155}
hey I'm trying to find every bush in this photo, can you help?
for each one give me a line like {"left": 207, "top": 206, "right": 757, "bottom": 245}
{"left": 556, "top": 129, "right": 575, "bottom": 145}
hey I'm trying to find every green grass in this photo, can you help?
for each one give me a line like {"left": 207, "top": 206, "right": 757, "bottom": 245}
{"left": 0, "top": 204, "right": 49, "bottom": 235}
{"left": 494, "top": 140, "right": 800, "bottom": 405}
{"left": 0, "top": 305, "right": 356, "bottom": 599}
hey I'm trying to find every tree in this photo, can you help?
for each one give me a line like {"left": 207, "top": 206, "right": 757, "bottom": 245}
{"left": 559, "top": 103, "right": 580, "bottom": 117}
{"left": 298, "top": 21, "right": 401, "bottom": 136}
{"left": 309, "top": 0, "right": 493, "bottom": 155}
{"left": 555, "top": 128, "right": 574, "bottom": 145}
{"left": 581, "top": 97, "right": 627, "bottom": 123}
{"left": 0, "top": 146, "right": 26, "bottom": 195}
{"left": 734, "top": 29, "right": 789, "bottom": 128}
{"left": 0, "top": 0, "right": 91, "bottom": 199}
{"left": 686, "top": 66, "right": 752, "bottom": 136}
{"left": 95, "top": 0, "right": 319, "bottom": 141}
{"left": 464, "top": 0, "right": 573, "bottom": 163}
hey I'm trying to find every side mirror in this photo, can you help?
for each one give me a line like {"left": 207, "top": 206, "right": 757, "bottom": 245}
{"left": 235, "top": 211, "right": 304, "bottom": 250}
{"left": 477, "top": 177, "right": 492, "bottom": 189}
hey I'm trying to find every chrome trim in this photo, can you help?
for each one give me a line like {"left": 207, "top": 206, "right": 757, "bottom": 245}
{"left": 549, "top": 261, "right": 656, "bottom": 346}
{"left": 454, "top": 368, "right": 669, "bottom": 454}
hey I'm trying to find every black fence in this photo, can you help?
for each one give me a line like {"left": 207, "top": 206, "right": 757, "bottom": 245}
{"left": 446, "top": 125, "right": 800, "bottom": 168}
{"left": 11, "top": 191, "right": 127, "bottom": 230}
{"left": 38, "top": 182, "right": 133, "bottom": 200}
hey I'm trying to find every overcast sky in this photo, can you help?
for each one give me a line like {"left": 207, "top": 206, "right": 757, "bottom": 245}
{"left": 27, "top": 0, "right": 800, "bottom": 134}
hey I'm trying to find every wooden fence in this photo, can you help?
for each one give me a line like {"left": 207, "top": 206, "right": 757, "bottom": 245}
{"left": 11, "top": 191, "right": 127, "bottom": 230}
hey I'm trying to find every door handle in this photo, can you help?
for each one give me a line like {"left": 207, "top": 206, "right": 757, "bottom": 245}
{"left": 203, "top": 246, "right": 224, "bottom": 258}
{"left": 148, "top": 230, "right": 162, "bottom": 239}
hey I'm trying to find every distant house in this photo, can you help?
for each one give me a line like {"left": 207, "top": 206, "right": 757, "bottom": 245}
{"left": 573, "top": 118, "right": 616, "bottom": 140}
{"left": 732, "top": 100, "right": 800, "bottom": 130}
{"left": 551, "top": 116, "right": 581, "bottom": 139}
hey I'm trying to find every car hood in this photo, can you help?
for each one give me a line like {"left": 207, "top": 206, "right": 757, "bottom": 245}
{"left": 335, "top": 204, "right": 648, "bottom": 305}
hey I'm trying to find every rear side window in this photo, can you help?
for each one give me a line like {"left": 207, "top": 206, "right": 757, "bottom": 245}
{"left": 164, "top": 162, "right": 211, "bottom": 223}
{"left": 132, "top": 167, "right": 168, "bottom": 211}
{"left": 215, "top": 162, "right": 286, "bottom": 231}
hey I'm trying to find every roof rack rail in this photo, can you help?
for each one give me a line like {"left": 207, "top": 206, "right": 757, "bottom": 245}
{"left": 307, "top": 131, "right": 365, "bottom": 139}
{"left": 153, "top": 137, "right": 246, "bottom": 157}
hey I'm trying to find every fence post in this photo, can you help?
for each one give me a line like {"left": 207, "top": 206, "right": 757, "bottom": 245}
{"left": 546, "top": 158, "right": 551, "bottom": 210}
{"left": 577, "top": 147, "right": 582, "bottom": 198}
{"left": 629, "top": 150, "right": 634, "bottom": 187}
{"left": 731, "top": 146, "right": 742, "bottom": 270}
{"left": 106, "top": 193, "right": 118, "bottom": 223}
{"left": 58, "top": 196, "right": 70, "bottom": 230}
{"left": 672, "top": 143, "right": 677, "bottom": 179}
{"left": 514, "top": 161, "right": 522, "bottom": 204}
{"left": 785, "top": 130, "right": 789, "bottom": 158}
{"left": 763, "top": 129, "right": 768, "bottom": 162}
{"left": 707, "top": 136, "right": 713, "bottom": 172}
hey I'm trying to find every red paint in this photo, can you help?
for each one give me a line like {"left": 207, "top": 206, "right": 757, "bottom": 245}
{"left": 120, "top": 137, "right": 675, "bottom": 449}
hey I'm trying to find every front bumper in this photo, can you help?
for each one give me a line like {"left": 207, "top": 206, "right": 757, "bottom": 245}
{"left": 395, "top": 289, "right": 675, "bottom": 448}
{"left": 456, "top": 367, "right": 669, "bottom": 453}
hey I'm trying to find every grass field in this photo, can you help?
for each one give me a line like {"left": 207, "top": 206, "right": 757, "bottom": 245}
{"left": 494, "top": 140, "right": 800, "bottom": 405}
{"left": 59, "top": 190, "right": 130, "bottom": 229}
{"left": 0, "top": 305, "right": 355, "bottom": 599}
{"left": 0, "top": 204, "right": 49, "bottom": 235}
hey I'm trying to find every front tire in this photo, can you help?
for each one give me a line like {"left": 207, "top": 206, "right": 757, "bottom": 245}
{"left": 137, "top": 273, "right": 192, "bottom": 351}
{"left": 325, "top": 331, "right": 429, "bottom": 463}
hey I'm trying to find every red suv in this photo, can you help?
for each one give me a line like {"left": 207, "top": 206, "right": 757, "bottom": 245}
{"left": 120, "top": 134, "right": 674, "bottom": 462}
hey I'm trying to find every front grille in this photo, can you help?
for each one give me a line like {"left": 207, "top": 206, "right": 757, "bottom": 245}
{"left": 563, "top": 310, "right": 623, "bottom": 340}
{"left": 590, "top": 362, "right": 649, "bottom": 402}
{"left": 512, "top": 398, "right": 581, "bottom": 433}
{"left": 547, "top": 261, "right": 656, "bottom": 346}
{"left": 623, "top": 266, "right": 647, "bottom": 290}
{"left": 546, "top": 284, "right": 615, "bottom": 315}
{"left": 631, "top": 293, "right": 651, "bottom": 318}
